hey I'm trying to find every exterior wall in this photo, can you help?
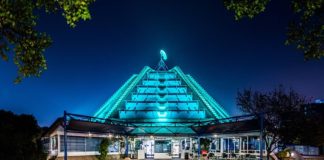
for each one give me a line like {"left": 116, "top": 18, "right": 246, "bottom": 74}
{"left": 44, "top": 127, "right": 121, "bottom": 159}
{"left": 43, "top": 126, "right": 266, "bottom": 159}
{"left": 207, "top": 132, "right": 267, "bottom": 158}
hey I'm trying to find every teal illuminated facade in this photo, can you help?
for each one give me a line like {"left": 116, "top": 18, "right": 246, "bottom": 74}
{"left": 93, "top": 60, "right": 229, "bottom": 135}
{"left": 43, "top": 55, "right": 266, "bottom": 160}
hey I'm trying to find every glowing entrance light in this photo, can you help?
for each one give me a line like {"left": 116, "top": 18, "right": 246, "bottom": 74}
{"left": 108, "top": 133, "right": 113, "bottom": 138}
{"left": 160, "top": 49, "right": 167, "bottom": 61}
{"left": 157, "top": 112, "right": 167, "bottom": 117}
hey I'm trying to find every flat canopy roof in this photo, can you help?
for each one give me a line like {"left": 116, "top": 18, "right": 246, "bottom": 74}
{"left": 67, "top": 119, "right": 135, "bottom": 135}
{"left": 44, "top": 112, "right": 261, "bottom": 136}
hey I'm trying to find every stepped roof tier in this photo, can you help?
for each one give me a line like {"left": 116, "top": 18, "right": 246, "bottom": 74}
{"left": 93, "top": 51, "right": 229, "bottom": 135}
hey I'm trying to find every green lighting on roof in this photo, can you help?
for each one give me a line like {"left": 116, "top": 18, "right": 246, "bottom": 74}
{"left": 93, "top": 61, "right": 230, "bottom": 135}
{"left": 158, "top": 106, "right": 166, "bottom": 110}
{"left": 158, "top": 118, "right": 168, "bottom": 122}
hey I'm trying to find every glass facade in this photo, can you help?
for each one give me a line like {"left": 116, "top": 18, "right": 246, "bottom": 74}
{"left": 155, "top": 140, "right": 171, "bottom": 153}
{"left": 108, "top": 141, "right": 119, "bottom": 153}
{"left": 241, "top": 137, "right": 248, "bottom": 153}
{"left": 42, "top": 137, "right": 50, "bottom": 152}
{"left": 211, "top": 138, "right": 221, "bottom": 152}
{"left": 248, "top": 136, "right": 260, "bottom": 151}
{"left": 60, "top": 136, "right": 86, "bottom": 152}
{"left": 222, "top": 138, "right": 240, "bottom": 154}
{"left": 59, "top": 136, "right": 113, "bottom": 152}
{"left": 86, "top": 137, "right": 102, "bottom": 151}
{"left": 49, "top": 134, "right": 266, "bottom": 158}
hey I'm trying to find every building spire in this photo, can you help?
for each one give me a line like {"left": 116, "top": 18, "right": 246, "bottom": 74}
{"left": 156, "top": 49, "right": 168, "bottom": 71}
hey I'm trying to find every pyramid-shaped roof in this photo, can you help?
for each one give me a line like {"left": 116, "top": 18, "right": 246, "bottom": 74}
{"left": 94, "top": 66, "right": 229, "bottom": 122}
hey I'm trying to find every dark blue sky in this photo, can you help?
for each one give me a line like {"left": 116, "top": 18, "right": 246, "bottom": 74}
{"left": 1, "top": 0, "right": 324, "bottom": 126}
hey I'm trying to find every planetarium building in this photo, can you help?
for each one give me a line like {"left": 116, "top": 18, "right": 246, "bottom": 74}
{"left": 43, "top": 52, "right": 265, "bottom": 160}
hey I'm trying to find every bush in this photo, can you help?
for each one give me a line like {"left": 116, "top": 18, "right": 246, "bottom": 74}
{"left": 97, "top": 138, "right": 116, "bottom": 160}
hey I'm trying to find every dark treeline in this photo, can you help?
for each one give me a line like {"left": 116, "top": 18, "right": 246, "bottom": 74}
{"left": 237, "top": 85, "right": 324, "bottom": 159}
{"left": 0, "top": 110, "right": 47, "bottom": 160}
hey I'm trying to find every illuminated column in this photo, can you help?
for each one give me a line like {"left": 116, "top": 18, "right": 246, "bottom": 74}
{"left": 220, "top": 138, "right": 223, "bottom": 154}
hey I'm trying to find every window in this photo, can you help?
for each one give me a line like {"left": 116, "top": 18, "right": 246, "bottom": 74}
{"left": 223, "top": 138, "right": 239, "bottom": 153}
{"left": 248, "top": 136, "right": 260, "bottom": 152}
{"left": 108, "top": 141, "right": 119, "bottom": 153}
{"left": 211, "top": 138, "right": 220, "bottom": 152}
{"left": 86, "top": 137, "right": 101, "bottom": 151}
{"left": 135, "top": 140, "right": 142, "bottom": 151}
{"left": 60, "top": 136, "right": 85, "bottom": 152}
{"left": 223, "top": 138, "right": 229, "bottom": 153}
{"left": 181, "top": 139, "right": 190, "bottom": 150}
{"left": 241, "top": 137, "right": 248, "bottom": 153}
{"left": 51, "top": 136, "right": 58, "bottom": 150}
{"left": 41, "top": 137, "right": 50, "bottom": 152}
{"left": 155, "top": 140, "right": 171, "bottom": 153}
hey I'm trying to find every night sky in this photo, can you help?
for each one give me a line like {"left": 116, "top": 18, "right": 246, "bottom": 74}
{"left": 1, "top": 0, "right": 324, "bottom": 126}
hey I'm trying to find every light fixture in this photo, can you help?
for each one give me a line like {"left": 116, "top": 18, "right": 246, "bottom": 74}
{"left": 158, "top": 118, "right": 167, "bottom": 122}
{"left": 157, "top": 112, "right": 167, "bottom": 117}
{"left": 158, "top": 106, "right": 166, "bottom": 110}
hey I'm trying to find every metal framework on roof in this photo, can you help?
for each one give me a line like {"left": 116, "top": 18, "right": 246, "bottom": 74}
{"left": 92, "top": 56, "right": 231, "bottom": 134}
{"left": 94, "top": 69, "right": 228, "bottom": 118}
{"left": 64, "top": 112, "right": 259, "bottom": 136}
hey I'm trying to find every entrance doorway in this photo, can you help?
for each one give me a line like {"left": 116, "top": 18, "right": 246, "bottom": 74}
{"left": 143, "top": 139, "right": 154, "bottom": 158}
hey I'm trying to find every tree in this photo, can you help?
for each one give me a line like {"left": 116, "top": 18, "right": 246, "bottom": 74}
{"left": 292, "top": 103, "right": 324, "bottom": 147}
{"left": 224, "top": 0, "right": 323, "bottom": 60}
{"left": 236, "top": 85, "right": 308, "bottom": 159}
{"left": 0, "top": 0, "right": 95, "bottom": 83}
{"left": 200, "top": 138, "right": 211, "bottom": 152}
{"left": 0, "top": 109, "right": 46, "bottom": 160}
{"left": 97, "top": 137, "right": 116, "bottom": 160}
